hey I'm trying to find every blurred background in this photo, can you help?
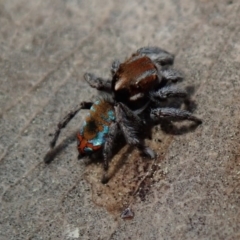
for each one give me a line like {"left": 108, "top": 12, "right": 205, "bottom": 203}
{"left": 0, "top": 0, "right": 240, "bottom": 239}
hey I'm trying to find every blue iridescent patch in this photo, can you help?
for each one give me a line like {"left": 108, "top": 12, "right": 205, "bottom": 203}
{"left": 89, "top": 125, "right": 109, "bottom": 147}
{"left": 104, "top": 110, "right": 115, "bottom": 122}
{"left": 79, "top": 100, "right": 116, "bottom": 153}
{"left": 84, "top": 147, "right": 93, "bottom": 153}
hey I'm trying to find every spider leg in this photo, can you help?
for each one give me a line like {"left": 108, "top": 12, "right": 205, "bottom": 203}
{"left": 102, "top": 122, "right": 119, "bottom": 183}
{"left": 150, "top": 86, "right": 188, "bottom": 102}
{"left": 103, "top": 122, "right": 119, "bottom": 170}
{"left": 159, "top": 66, "right": 184, "bottom": 84}
{"left": 150, "top": 107, "right": 202, "bottom": 124}
{"left": 115, "top": 103, "right": 156, "bottom": 159}
{"left": 49, "top": 101, "right": 93, "bottom": 149}
{"left": 137, "top": 46, "right": 174, "bottom": 66}
{"left": 111, "top": 59, "right": 120, "bottom": 75}
{"left": 84, "top": 73, "right": 112, "bottom": 92}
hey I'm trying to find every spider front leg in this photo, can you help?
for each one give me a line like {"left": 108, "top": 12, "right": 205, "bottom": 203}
{"left": 159, "top": 66, "right": 184, "bottom": 83}
{"left": 115, "top": 103, "right": 156, "bottom": 159}
{"left": 137, "top": 46, "right": 175, "bottom": 66}
{"left": 48, "top": 101, "right": 93, "bottom": 150}
{"left": 150, "top": 107, "right": 202, "bottom": 124}
{"left": 84, "top": 73, "right": 112, "bottom": 93}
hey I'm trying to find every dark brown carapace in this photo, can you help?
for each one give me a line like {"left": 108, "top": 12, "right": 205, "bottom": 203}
{"left": 112, "top": 54, "right": 159, "bottom": 106}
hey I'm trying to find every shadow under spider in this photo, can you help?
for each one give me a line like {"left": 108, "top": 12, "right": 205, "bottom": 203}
{"left": 158, "top": 120, "right": 201, "bottom": 135}
{"left": 44, "top": 130, "right": 78, "bottom": 164}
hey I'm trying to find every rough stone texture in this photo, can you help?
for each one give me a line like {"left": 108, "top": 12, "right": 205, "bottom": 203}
{"left": 0, "top": 0, "right": 240, "bottom": 239}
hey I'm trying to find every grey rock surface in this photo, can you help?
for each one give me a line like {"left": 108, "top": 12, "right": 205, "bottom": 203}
{"left": 0, "top": 0, "right": 240, "bottom": 239}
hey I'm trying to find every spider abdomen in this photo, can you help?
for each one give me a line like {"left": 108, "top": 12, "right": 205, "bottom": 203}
{"left": 77, "top": 100, "right": 115, "bottom": 155}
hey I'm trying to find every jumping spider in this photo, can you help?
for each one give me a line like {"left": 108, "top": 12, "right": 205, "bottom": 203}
{"left": 45, "top": 47, "right": 202, "bottom": 183}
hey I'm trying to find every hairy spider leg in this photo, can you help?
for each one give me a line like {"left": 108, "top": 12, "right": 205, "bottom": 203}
{"left": 49, "top": 101, "right": 93, "bottom": 149}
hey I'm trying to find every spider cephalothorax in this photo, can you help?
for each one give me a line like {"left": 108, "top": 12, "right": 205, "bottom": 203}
{"left": 85, "top": 47, "right": 183, "bottom": 111}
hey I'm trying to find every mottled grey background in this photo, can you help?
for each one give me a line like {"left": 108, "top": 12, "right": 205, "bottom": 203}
{"left": 0, "top": 0, "right": 240, "bottom": 239}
